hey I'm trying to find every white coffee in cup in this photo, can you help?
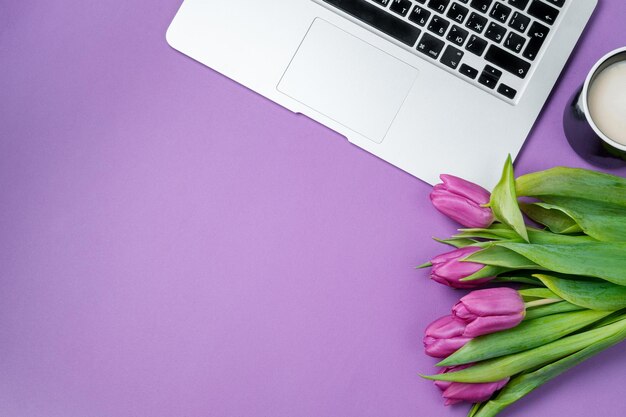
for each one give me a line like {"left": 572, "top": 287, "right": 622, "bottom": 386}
{"left": 587, "top": 60, "right": 626, "bottom": 146}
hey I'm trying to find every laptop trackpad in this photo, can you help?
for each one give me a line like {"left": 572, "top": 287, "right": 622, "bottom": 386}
{"left": 278, "top": 19, "right": 419, "bottom": 144}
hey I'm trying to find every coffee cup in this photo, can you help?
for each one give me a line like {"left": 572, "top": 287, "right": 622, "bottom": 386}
{"left": 564, "top": 46, "right": 626, "bottom": 166}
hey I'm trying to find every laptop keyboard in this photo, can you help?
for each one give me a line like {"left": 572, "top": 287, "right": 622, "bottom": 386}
{"left": 321, "top": 0, "right": 567, "bottom": 103}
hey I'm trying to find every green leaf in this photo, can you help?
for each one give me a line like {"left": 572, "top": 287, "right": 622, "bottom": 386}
{"left": 535, "top": 274, "right": 626, "bottom": 311}
{"left": 526, "top": 227, "right": 595, "bottom": 244}
{"left": 433, "top": 237, "right": 481, "bottom": 248}
{"left": 493, "top": 276, "right": 542, "bottom": 286}
{"left": 462, "top": 264, "right": 511, "bottom": 282}
{"left": 455, "top": 227, "right": 521, "bottom": 241}
{"left": 490, "top": 156, "right": 529, "bottom": 242}
{"left": 517, "top": 288, "right": 559, "bottom": 300}
{"left": 520, "top": 202, "right": 583, "bottom": 234}
{"left": 437, "top": 310, "right": 611, "bottom": 367}
{"left": 470, "top": 317, "right": 626, "bottom": 417}
{"left": 464, "top": 246, "right": 539, "bottom": 270}
{"left": 424, "top": 318, "right": 626, "bottom": 383}
{"left": 516, "top": 167, "right": 626, "bottom": 207}
{"left": 539, "top": 196, "right": 626, "bottom": 242}
{"left": 497, "top": 242, "right": 626, "bottom": 286}
{"left": 468, "top": 403, "right": 482, "bottom": 417}
{"left": 523, "top": 301, "right": 585, "bottom": 320}
{"left": 456, "top": 226, "right": 596, "bottom": 244}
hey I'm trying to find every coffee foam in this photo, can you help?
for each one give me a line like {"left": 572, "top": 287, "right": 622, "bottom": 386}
{"left": 587, "top": 60, "right": 626, "bottom": 146}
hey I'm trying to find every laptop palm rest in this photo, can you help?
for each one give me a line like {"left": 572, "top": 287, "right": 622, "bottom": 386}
{"left": 278, "top": 19, "right": 419, "bottom": 144}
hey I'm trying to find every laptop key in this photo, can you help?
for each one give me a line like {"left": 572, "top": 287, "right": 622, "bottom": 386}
{"left": 417, "top": 33, "right": 446, "bottom": 59}
{"left": 504, "top": 32, "right": 526, "bottom": 54}
{"left": 544, "top": 0, "right": 565, "bottom": 7}
{"left": 447, "top": 25, "right": 469, "bottom": 46}
{"left": 322, "top": 0, "right": 422, "bottom": 46}
{"left": 498, "top": 83, "right": 518, "bottom": 99}
{"left": 470, "top": 0, "right": 493, "bottom": 14}
{"left": 523, "top": 21, "right": 550, "bottom": 60}
{"left": 372, "top": 0, "right": 391, "bottom": 5}
{"left": 428, "top": 16, "right": 451, "bottom": 37}
{"left": 485, "top": 45, "right": 531, "bottom": 78}
{"left": 409, "top": 5, "right": 431, "bottom": 27}
{"left": 485, "top": 22, "right": 506, "bottom": 44}
{"left": 490, "top": 3, "right": 512, "bottom": 24}
{"left": 509, "top": 11, "right": 530, "bottom": 33}
{"left": 478, "top": 74, "right": 498, "bottom": 89}
{"left": 440, "top": 45, "right": 464, "bottom": 69}
{"left": 508, "top": 0, "right": 530, "bottom": 10}
{"left": 480, "top": 65, "right": 502, "bottom": 89}
{"left": 528, "top": 1, "right": 559, "bottom": 25}
{"left": 459, "top": 63, "right": 479, "bottom": 79}
{"left": 447, "top": 3, "right": 469, "bottom": 24}
{"left": 427, "top": 0, "right": 450, "bottom": 14}
{"left": 466, "top": 34, "right": 488, "bottom": 56}
{"left": 466, "top": 12, "right": 488, "bottom": 33}
{"left": 390, "top": 0, "right": 413, "bottom": 17}
{"left": 484, "top": 65, "right": 502, "bottom": 79}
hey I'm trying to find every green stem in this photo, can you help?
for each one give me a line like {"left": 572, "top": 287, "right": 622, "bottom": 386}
{"left": 470, "top": 317, "right": 626, "bottom": 417}
{"left": 523, "top": 301, "right": 584, "bottom": 321}
{"left": 426, "top": 318, "right": 626, "bottom": 383}
{"left": 524, "top": 298, "right": 562, "bottom": 309}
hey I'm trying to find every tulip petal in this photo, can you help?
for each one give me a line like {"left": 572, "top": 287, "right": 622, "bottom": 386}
{"left": 424, "top": 337, "right": 472, "bottom": 358}
{"left": 442, "top": 378, "right": 509, "bottom": 404}
{"left": 432, "top": 246, "right": 481, "bottom": 264}
{"left": 430, "top": 175, "right": 495, "bottom": 228}
{"left": 438, "top": 310, "right": 612, "bottom": 367}
{"left": 425, "top": 316, "right": 467, "bottom": 338}
{"left": 440, "top": 174, "right": 491, "bottom": 205}
{"left": 424, "top": 316, "right": 472, "bottom": 357}
{"left": 430, "top": 193, "right": 494, "bottom": 228}
{"left": 430, "top": 247, "right": 493, "bottom": 288}
{"left": 455, "top": 288, "right": 525, "bottom": 317}
{"left": 462, "top": 314, "right": 525, "bottom": 338}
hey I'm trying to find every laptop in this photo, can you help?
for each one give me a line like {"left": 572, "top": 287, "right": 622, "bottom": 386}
{"left": 166, "top": 0, "right": 597, "bottom": 186}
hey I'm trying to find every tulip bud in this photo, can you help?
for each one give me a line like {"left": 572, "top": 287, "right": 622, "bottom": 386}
{"left": 453, "top": 288, "right": 525, "bottom": 338}
{"left": 423, "top": 315, "right": 472, "bottom": 358}
{"left": 430, "top": 246, "right": 493, "bottom": 289}
{"left": 430, "top": 174, "right": 495, "bottom": 228}
{"left": 435, "top": 365, "right": 509, "bottom": 406}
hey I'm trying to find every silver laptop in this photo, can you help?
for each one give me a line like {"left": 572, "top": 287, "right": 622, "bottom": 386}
{"left": 166, "top": 0, "right": 597, "bottom": 186}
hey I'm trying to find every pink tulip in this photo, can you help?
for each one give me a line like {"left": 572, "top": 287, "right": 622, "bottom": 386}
{"left": 430, "top": 246, "right": 493, "bottom": 289}
{"left": 435, "top": 365, "right": 509, "bottom": 406}
{"left": 423, "top": 315, "right": 472, "bottom": 358}
{"left": 430, "top": 174, "right": 494, "bottom": 228}
{"left": 424, "top": 289, "right": 526, "bottom": 358}
{"left": 453, "top": 288, "right": 526, "bottom": 338}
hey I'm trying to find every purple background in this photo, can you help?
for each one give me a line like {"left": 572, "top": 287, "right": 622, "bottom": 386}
{"left": 1, "top": 1, "right": 625, "bottom": 416}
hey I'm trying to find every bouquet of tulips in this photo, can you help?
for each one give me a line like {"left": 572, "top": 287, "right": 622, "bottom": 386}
{"left": 420, "top": 157, "right": 626, "bottom": 417}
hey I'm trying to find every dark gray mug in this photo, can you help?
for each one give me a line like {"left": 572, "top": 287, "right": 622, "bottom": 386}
{"left": 564, "top": 46, "right": 626, "bottom": 167}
